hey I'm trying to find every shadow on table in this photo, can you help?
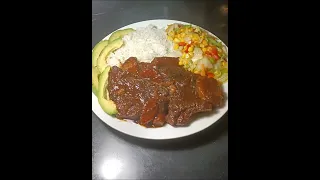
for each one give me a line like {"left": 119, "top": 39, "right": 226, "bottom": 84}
{"left": 103, "top": 112, "right": 228, "bottom": 150}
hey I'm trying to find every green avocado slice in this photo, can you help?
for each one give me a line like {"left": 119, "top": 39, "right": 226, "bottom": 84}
{"left": 109, "top": 28, "right": 135, "bottom": 42}
{"left": 92, "top": 40, "right": 109, "bottom": 67}
{"left": 97, "top": 38, "right": 123, "bottom": 73}
{"left": 92, "top": 67, "right": 99, "bottom": 96}
{"left": 97, "top": 66, "right": 117, "bottom": 115}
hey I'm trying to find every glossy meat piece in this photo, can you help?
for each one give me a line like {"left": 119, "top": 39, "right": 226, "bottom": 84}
{"left": 139, "top": 98, "right": 159, "bottom": 126}
{"left": 107, "top": 57, "right": 224, "bottom": 127}
{"left": 152, "top": 101, "right": 168, "bottom": 127}
{"left": 108, "top": 66, "right": 168, "bottom": 121}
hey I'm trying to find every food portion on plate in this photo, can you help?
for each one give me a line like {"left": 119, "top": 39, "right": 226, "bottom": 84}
{"left": 92, "top": 23, "right": 228, "bottom": 128}
{"left": 108, "top": 57, "right": 224, "bottom": 127}
{"left": 166, "top": 23, "right": 228, "bottom": 83}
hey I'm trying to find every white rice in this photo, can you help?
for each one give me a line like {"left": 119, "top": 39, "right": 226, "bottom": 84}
{"left": 107, "top": 24, "right": 181, "bottom": 67}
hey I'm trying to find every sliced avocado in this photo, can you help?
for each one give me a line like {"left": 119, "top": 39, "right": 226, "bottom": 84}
{"left": 92, "top": 40, "right": 109, "bottom": 67}
{"left": 97, "top": 38, "right": 124, "bottom": 73}
{"left": 98, "top": 66, "right": 117, "bottom": 115}
{"left": 92, "top": 86, "right": 98, "bottom": 96}
{"left": 92, "top": 67, "right": 99, "bottom": 96}
{"left": 98, "top": 66, "right": 110, "bottom": 99}
{"left": 99, "top": 98, "right": 118, "bottom": 116}
{"left": 109, "top": 28, "right": 135, "bottom": 42}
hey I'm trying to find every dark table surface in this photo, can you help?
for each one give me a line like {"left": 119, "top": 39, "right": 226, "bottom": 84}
{"left": 92, "top": 1, "right": 228, "bottom": 179}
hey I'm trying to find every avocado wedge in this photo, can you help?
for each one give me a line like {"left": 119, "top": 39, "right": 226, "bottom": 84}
{"left": 97, "top": 38, "right": 124, "bottom": 73}
{"left": 97, "top": 66, "right": 117, "bottom": 115}
{"left": 92, "top": 40, "right": 109, "bottom": 67}
{"left": 109, "top": 28, "right": 135, "bottom": 42}
{"left": 92, "top": 67, "right": 99, "bottom": 96}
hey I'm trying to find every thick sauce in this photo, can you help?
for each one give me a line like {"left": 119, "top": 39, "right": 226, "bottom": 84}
{"left": 107, "top": 57, "right": 223, "bottom": 127}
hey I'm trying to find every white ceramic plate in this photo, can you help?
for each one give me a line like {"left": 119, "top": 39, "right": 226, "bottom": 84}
{"left": 92, "top": 19, "right": 228, "bottom": 140}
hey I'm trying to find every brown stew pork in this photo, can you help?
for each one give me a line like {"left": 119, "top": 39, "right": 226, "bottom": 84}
{"left": 107, "top": 57, "right": 224, "bottom": 127}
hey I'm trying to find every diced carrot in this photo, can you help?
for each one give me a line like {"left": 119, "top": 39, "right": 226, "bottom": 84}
{"left": 213, "top": 54, "right": 220, "bottom": 60}
{"left": 207, "top": 72, "right": 215, "bottom": 78}
{"left": 211, "top": 46, "right": 218, "bottom": 56}
{"left": 201, "top": 64, "right": 206, "bottom": 76}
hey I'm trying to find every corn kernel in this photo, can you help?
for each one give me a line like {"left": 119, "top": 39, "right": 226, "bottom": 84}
{"left": 214, "top": 70, "right": 222, "bottom": 78}
{"left": 194, "top": 70, "right": 200, "bottom": 74}
{"left": 173, "top": 38, "right": 180, "bottom": 43}
{"left": 181, "top": 32, "right": 185, "bottom": 38}
{"left": 183, "top": 46, "right": 188, "bottom": 51}
{"left": 192, "top": 34, "right": 200, "bottom": 39}
{"left": 168, "top": 31, "right": 174, "bottom": 37}
{"left": 188, "top": 45, "right": 194, "bottom": 52}
{"left": 182, "top": 53, "right": 186, "bottom": 59}
{"left": 202, "top": 39, "right": 208, "bottom": 46}
{"left": 178, "top": 61, "right": 183, "bottom": 65}
{"left": 207, "top": 46, "right": 213, "bottom": 52}
{"left": 167, "top": 36, "right": 173, "bottom": 41}
{"left": 188, "top": 52, "right": 194, "bottom": 57}
{"left": 173, "top": 43, "right": 179, "bottom": 50}
{"left": 202, "top": 47, "right": 207, "bottom": 52}
{"left": 200, "top": 44, "right": 205, "bottom": 48}
{"left": 183, "top": 59, "right": 187, "bottom": 64}
{"left": 221, "top": 61, "right": 228, "bottom": 68}
{"left": 185, "top": 53, "right": 190, "bottom": 59}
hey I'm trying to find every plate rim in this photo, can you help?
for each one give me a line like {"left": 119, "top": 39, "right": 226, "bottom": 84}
{"left": 92, "top": 19, "right": 228, "bottom": 140}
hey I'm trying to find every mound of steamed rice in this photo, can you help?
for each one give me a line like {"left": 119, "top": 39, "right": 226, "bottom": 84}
{"left": 107, "top": 24, "right": 181, "bottom": 67}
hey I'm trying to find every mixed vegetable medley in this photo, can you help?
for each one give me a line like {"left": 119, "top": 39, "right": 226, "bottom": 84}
{"left": 166, "top": 23, "right": 228, "bottom": 83}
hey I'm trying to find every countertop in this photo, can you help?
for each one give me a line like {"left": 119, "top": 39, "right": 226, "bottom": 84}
{"left": 92, "top": 1, "right": 228, "bottom": 179}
